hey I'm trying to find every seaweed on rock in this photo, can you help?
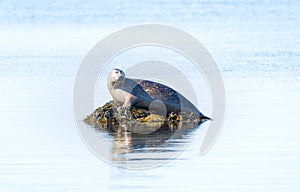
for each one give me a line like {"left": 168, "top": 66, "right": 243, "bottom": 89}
{"left": 84, "top": 101, "right": 210, "bottom": 132}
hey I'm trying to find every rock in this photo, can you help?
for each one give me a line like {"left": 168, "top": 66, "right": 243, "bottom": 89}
{"left": 84, "top": 101, "right": 210, "bottom": 130}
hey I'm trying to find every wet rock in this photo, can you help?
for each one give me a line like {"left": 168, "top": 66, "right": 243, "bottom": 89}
{"left": 84, "top": 101, "right": 210, "bottom": 130}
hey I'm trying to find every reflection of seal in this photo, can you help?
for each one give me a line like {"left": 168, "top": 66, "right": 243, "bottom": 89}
{"left": 108, "top": 68, "right": 209, "bottom": 118}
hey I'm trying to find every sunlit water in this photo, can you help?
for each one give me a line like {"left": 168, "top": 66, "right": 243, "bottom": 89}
{"left": 0, "top": 0, "right": 300, "bottom": 191}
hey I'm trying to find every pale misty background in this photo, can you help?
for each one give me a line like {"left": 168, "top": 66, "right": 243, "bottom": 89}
{"left": 0, "top": 0, "right": 299, "bottom": 192}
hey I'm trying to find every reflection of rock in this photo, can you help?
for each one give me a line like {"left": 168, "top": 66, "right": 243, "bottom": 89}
{"left": 84, "top": 101, "right": 210, "bottom": 167}
{"left": 112, "top": 127, "right": 133, "bottom": 157}
{"left": 110, "top": 121, "right": 202, "bottom": 163}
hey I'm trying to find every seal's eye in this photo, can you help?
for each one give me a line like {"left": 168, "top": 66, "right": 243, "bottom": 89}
{"left": 115, "top": 71, "right": 119, "bottom": 74}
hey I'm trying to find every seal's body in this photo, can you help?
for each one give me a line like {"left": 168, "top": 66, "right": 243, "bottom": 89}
{"left": 108, "top": 68, "right": 208, "bottom": 118}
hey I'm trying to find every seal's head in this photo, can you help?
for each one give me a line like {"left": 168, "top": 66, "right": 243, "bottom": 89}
{"left": 108, "top": 68, "right": 125, "bottom": 88}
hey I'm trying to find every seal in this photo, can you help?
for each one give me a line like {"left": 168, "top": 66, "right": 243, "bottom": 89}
{"left": 108, "top": 68, "right": 209, "bottom": 119}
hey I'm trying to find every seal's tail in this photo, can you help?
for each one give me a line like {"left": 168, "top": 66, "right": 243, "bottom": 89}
{"left": 200, "top": 115, "right": 212, "bottom": 123}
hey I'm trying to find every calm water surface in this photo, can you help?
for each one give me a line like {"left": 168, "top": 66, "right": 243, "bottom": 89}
{"left": 0, "top": 0, "right": 300, "bottom": 191}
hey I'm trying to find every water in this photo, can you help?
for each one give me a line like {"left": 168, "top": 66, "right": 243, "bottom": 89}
{"left": 0, "top": 0, "right": 300, "bottom": 191}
